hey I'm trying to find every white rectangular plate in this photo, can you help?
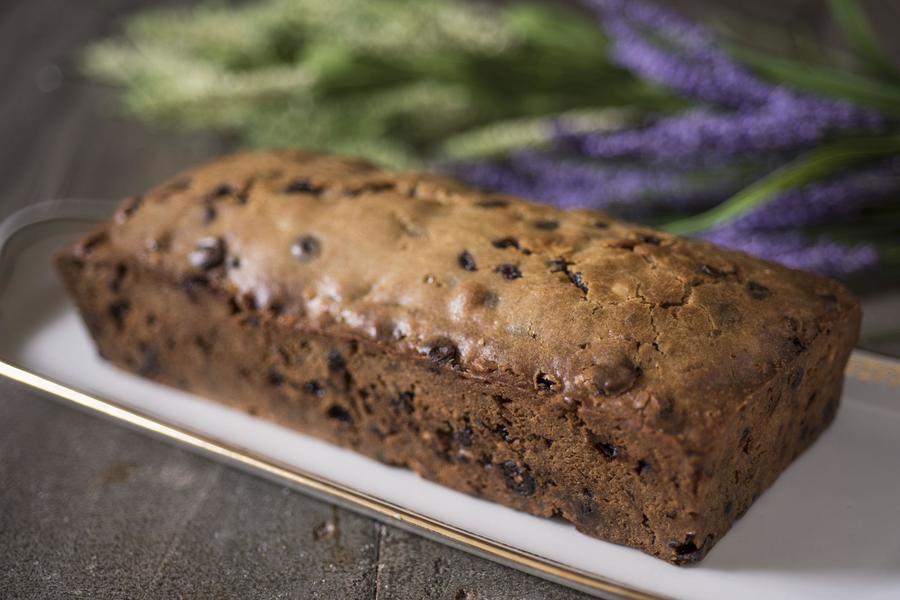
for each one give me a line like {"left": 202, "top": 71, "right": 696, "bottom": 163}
{"left": 2, "top": 201, "right": 899, "bottom": 599}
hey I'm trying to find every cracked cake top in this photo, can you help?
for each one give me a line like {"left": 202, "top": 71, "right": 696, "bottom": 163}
{"left": 73, "top": 150, "right": 859, "bottom": 441}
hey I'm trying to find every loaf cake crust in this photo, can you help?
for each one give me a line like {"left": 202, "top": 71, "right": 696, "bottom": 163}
{"left": 56, "top": 150, "right": 860, "bottom": 563}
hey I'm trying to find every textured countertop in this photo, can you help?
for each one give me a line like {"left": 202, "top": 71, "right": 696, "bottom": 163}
{"left": 1, "top": 1, "right": 898, "bottom": 598}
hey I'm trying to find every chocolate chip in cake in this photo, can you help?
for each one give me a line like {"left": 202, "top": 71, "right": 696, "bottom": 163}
{"left": 501, "top": 461, "right": 536, "bottom": 496}
{"left": 475, "top": 198, "right": 508, "bottom": 208}
{"left": 426, "top": 338, "right": 460, "bottom": 369}
{"left": 495, "top": 264, "right": 522, "bottom": 280}
{"left": 594, "top": 220, "right": 609, "bottom": 229}
{"left": 454, "top": 426, "right": 474, "bottom": 448}
{"left": 723, "top": 500, "right": 733, "bottom": 515}
{"left": 302, "top": 380, "right": 326, "bottom": 397}
{"left": 492, "top": 423, "right": 513, "bottom": 442}
{"left": 194, "top": 335, "right": 212, "bottom": 355}
{"left": 284, "top": 178, "right": 323, "bottom": 195}
{"left": 668, "top": 534, "right": 700, "bottom": 560}
{"left": 326, "top": 404, "right": 353, "bottom": 424}
{"left": 109, "top": 263, "right": 128, "bottom": 293}
{"left": 267, "top": 302, "right": 285, "bottom": 318}
{"left": 639, "top": 234, "right": 661, "bottom": 245}
{"left": 533, "top": 219, "right": 559, "bottom": 231}
{"left": 568, "top": 271, "right": 589, "bottom": 294}
{"left": 636, "top": 459, "right": 652, "bottom": 475}
{"left": 392, "top": 391, "right": 415, "bottom": 415}
{"left": 746, "top": 280, "right": 770, "bottom": 300}
{"left": 492, "top": 237, "right": 519, "bottom": 250}
{"left": 202, "top": 205, "right": 217, "bottom": 225}
{"left": 266, "top": 369, "right": 285, "bottom": 386}
{"left": 107, "top": 300, "right": 130, "bottom": 330}
{"left": 458, "top": 250, "right": 477, "bottom": 272}
{"left": 534, "top": 372, "right": 558, "bottom": 393}
{"left": 589, "top": 435, "right": 620, "bottom": 459}
{"left": 699, "top": 264, "right": 726, "bottom": 278}
{"left": 291, "top": 235, "right": 322, "bottom": 262}
{"left": 327, "top": 350, "right": 346, "bottom": 373}
{"left": 190, "top": 237, "right": 226, "bottom": 270}
{"left": 210, "top": 183, "right": 235, "bottom": 198}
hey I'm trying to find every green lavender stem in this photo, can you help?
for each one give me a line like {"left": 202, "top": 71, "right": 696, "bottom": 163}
{"left": 664, "top": 136, "right": 900, "bottom": 235}
{"left": 826, "top": 0, "right": 900, "bottom": 82}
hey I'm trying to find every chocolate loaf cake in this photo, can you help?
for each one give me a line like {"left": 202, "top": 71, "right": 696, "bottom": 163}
{"left": 56, "top": 150, "right": 860, "bottom": 564}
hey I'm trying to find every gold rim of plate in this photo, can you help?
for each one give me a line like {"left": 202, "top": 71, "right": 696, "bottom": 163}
{"left": 1, "top": 353, "right": 897, "bottom": 599}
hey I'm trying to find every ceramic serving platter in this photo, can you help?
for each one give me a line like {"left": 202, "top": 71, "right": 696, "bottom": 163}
{"left": 2, "top": 200, "right": 899, "bottom": 600}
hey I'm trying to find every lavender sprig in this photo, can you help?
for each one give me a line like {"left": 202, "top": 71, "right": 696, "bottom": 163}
{"left": 728, "top": 159, "right": 900, "bottom": 230}
{"left": 453, "top": 159, "right": 682, "bottom": 210}
{"left": 557, "top": 90, "right": 882, "bottom": 166}
{"left": 451, "top": 151, "right": 753, "bottom": 214}
{"left": 586, "top": 0, "right": 771, "bottom": 109}
{"left": 562, "top": 0, "right": 885, "bottom": 166}
{"left": 703, "top": 228, "right": 880, "bottom": 277}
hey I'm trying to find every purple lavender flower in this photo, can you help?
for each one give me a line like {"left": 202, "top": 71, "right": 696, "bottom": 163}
{"left": 563, "top": 0, "right": 885, "bottom": 165}
{"left": 507, "top": 152, "right": 684, "bottom": 209}
{"left": 450, "top": 151, "right": 746, "bottom": 213}
{"left": 557, "top": 89, "right": 881, "bottom": 165}
{"left": 586, "top": 0, "right": 771, "bottom": 109}
{"left": 704, "top": 228, "right": 879, "bottom": 277}
{"left": 729, "top": 160, "right": 900, "bottom": 230}
{"left": 448, "top": 161, "right": 537, "bottom": 199}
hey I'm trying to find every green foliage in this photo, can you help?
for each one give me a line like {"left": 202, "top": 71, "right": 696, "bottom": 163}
{"left": 665, "top": 136, "right": 900, "bottom": 235}
{"left": 730, "top": 45, "right": 900, "bottom": 118}
{"left": 85, "top": 0, "right": 678, "bottom": 167}
{"left": 827, "top": 0, "right": 900, "bottom": 81}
